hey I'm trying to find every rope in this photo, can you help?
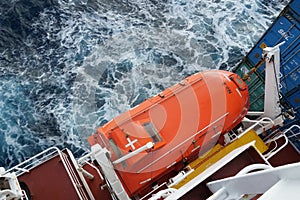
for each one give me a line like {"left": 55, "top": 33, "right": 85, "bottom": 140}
{"left": 242, "top": 57, "right": 265, "bottom": 81}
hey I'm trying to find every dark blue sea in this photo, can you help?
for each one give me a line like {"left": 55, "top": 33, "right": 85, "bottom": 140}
{"left": 0, "top": 0, "right": 288, "bottom": 168}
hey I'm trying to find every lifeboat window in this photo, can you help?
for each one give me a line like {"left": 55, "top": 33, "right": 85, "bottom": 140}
{"left": 108, "top": 138, "right": 123, "bottom": 159}
{"left": 143, "top": 122, "right": 162, "bottom": 143}
{"left": 230, "top": 74, "right": 247, "bottom": 91}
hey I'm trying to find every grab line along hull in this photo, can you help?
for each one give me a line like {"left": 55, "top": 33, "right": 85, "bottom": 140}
{"left": 88, "top": 70, "right": 249, "bottom": 196}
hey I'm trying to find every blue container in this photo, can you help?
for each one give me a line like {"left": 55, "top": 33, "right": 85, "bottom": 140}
{"left": 239, "top": 0, "right": 300, "bottom": 150}
{"left": 290, "top": 0, "right": 300, "bottom": 16}
{"left": 234, "top": 62, "right": 263, "bottom": 87}
{"left": 244, "top": 0, "right": 300, "bottom": 110}
{"left": 286, "top": 89, "right": 300, "bottom": 117}
{"left": 257, "top": 45, "right": 300, "bottom": 95}
{"left": 233, "top": 62, "right": 265, "bottom": 111}
{"left": 233, "top": 0, "right": 300, "bottom": 126}
{"left": 248, "top": 15, "right": 300, "bottom": 73}
{"left": 280, "top": 53, "right": 300, "bottom": 94}
{"left": 246, "top": 0, "right": 300, "bottom": 80}
{"left": 248, "top": 80, "right": 265, "bottom": 111}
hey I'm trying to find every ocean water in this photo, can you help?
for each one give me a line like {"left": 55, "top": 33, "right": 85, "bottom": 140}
{"left": 0, "top": 0, "right": 288, "bottom": 168}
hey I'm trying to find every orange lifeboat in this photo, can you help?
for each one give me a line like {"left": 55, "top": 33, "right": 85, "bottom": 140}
{"left": 88, "top": 70, "right": 249, "bottom": 197}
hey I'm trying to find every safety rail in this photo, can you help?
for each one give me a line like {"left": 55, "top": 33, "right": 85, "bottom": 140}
{"left": 60, "top": 151, "right": 93, "bottom": 200}
{"left": 264, "top": 134, "right": 288, "bottom": 160}
{"left": 224, "top": 117, "right": 275, "bottom": 144}
{"left": 284, "top": 124, "right": 300, "bottom": 139}
{"left": 224, "top": 130, "right": 238, "bottom": 144}
{"left": 4, "top": 147, "right": 61, "bottom": 176}
{"left": 77, "top": 150, "right": 105, "bottom": 182}
{"left": 284, "top": 124, "right": 300, "bottom": 154}
{"left": 264, "top": 124, "right": 300, "bottom": 160}
{"left": 239, "top": 117, "right": 274, "bottom": 138}
{"left": 80, "top": 161, "right": 104, "bottom": 181}
{"left": 4, "top": 147, "right": 94, "bottom": 200}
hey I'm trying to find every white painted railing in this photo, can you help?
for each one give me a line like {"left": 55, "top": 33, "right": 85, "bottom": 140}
{"left": 239, "top": 117, "right": 274, "bottom": 138}
{"left": 264, "top": 125, "right": 300, "bottom": 160}
{"left": 4, "top": 147, "right": 94, "bottom": 200}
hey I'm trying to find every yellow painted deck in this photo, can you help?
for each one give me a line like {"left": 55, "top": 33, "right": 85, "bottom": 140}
{"left": 172, "top": 130, "right": 268, "bottom": 189}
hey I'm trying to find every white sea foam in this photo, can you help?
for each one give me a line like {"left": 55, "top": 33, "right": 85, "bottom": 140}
{"left": 0, "top": 0, "right": 288, "bottom": 167}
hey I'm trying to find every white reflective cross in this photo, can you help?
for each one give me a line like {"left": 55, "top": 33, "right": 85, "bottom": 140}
{"left": 125, "top": 137, "right": 138, "bottom": 150}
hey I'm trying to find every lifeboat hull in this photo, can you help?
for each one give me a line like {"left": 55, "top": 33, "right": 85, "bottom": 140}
{"left": 88, "top": 70, "right": 249, "bottom": 197}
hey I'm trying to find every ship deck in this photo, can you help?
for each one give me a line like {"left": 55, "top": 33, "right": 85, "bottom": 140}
{"left": 1, "top": 126, "right": 300, "bottom": 200}
{"left": 14, "top": 148, "right": 112, "bottom": 200}
{"left": 7, "top": 129, "right": 300, "bottom": 200}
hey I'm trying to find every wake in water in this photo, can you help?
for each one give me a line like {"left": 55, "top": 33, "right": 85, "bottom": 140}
{"left": 0, "top": 0, "right": 288, "bottom": 167}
